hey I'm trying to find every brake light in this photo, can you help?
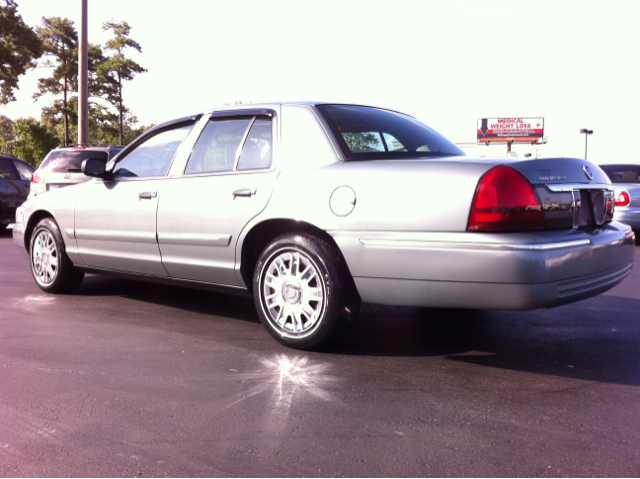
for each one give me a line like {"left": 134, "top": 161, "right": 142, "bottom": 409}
{"left": 31, "top": 172, "right": 44, "bottom": 184}
{"left": 615, "top": 191, "right": 630, "bottom": 207}
{"left": 468, "top": 165, "right": 545, "bottom": 232}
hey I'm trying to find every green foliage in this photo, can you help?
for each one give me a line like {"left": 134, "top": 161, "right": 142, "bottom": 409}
{"left": 342, "top": 132, "right": 381, "bottom": 152}
{"left": 10, "top": 16, "right": 148, "bottom": 154}
{"left": 100, "top": 20, "right": 147, "bottom": 145}
{"left": 12, "top": 117, "right": 60, "bottom": 167}
{"left": 33, "top": 17, "right": 78, "bottom": 145}
{"left": 0, "top": 115, "right": 15, "bottom": 155}
{"left": 0, "top": 4, "right": 43, "bottom": 104}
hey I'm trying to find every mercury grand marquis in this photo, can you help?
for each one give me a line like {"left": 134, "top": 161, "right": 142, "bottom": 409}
{"left": 13, "top": 102, "right": 636, "bottom": 350}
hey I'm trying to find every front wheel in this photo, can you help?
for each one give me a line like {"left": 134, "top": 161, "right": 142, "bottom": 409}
{"left": 253, "top": 233, "right": 360, "bottom": 350}
{"left": 30, "top": 217, "right": 85, "bottom": 294}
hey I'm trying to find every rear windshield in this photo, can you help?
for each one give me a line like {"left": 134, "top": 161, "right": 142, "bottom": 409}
{"left": 316, "top": 104, "right": 465, "bottom": 160}
{"left": 600, "top": 164, "right": 640, "bottom": 184}
{"left": 40, "top": 150, "right": 109, "bottom": 173}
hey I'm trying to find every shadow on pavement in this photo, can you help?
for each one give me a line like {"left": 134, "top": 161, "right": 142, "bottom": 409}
{"left": 78, "top": 273, "right": 260, "bottom": 324}
{"left": 330, "top": 295, "right": 640, "bottom": 386}
{"left": 65, "top": 251, "right": 640, "bottom": 386}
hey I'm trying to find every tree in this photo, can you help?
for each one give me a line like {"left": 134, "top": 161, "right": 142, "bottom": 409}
{"left": 0, "top": 2, "right": 43, "bottom": 104}
{"left": 11, "top": 117, "right": 59, "bottom": 167}
{"left": 0, "top": 115, "right": 14, "bottom": 155}
{"left": 100, "top": 21, "right": 147, "bottom": 146}
{"left": 33, "top": 17, "right": 77, "bottom": 147}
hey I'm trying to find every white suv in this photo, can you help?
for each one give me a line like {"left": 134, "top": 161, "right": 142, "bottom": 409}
{"left": 30, "top": 144, "right": 123, "bottom": 197}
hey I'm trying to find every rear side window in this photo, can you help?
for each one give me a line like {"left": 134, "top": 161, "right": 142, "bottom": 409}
{"left": 185, "top": 118, "right": 253, "bottom": 174}
{"left": 316, "top": 104, "right": 464, "bottom": 161}
{"left": 600, "top": 164, "right": 640, "bottom": 184}
{"left": 237, "top": 118, "right": 272, "bottom": 170}
{"left": 41, "top": 150, "right": 109, "bottom": 173}
{"left": 185, "top": 115, "right": 273, "bottom": 174}
{"left": 13, "top": 160, "right": 34, "bottom": 181}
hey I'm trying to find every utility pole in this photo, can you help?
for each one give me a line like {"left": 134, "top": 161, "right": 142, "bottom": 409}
{"left": 78, "top": 0, "right": 89, "bottom": 145}
{"left": 580, "top": 128, "right": 593, "bottom": 161}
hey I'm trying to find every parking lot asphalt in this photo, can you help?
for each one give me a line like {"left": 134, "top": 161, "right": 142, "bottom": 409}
{"left": 2, "top": 227, "right": 640, "bottom": 477}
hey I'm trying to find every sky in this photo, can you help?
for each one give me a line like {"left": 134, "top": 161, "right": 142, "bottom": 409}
{"left": 3, "top": 0, "right": 640, "bottom": 163}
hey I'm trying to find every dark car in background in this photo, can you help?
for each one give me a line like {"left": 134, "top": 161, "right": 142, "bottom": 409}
{"left": 600, "top": 164, "right": 640, "bottom": 232}
{"left": 0, "top": 154, "right": 34, "bottom": 230}
{"left": 30, "top": 144, "right": 123, "bottom": 197}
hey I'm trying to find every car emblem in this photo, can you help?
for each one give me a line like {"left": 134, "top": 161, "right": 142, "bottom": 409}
{"left": 583, "top": 165, "right": 593, "bottom": 180}
{"left": 64, "top": 174, "right": 71, "bottom": 179}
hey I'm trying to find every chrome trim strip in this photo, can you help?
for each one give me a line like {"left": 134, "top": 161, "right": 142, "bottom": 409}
{"left": 547, "top": 183, "right": 611, "bottom": 192}
{"left": 359, "top": 238, "right": 592, "bottom": 251}
{"left": 572, "top": 190, "right": 581, "bottom": 228}
{"left": 74, "top": 229, "right": 157, "bottom": 244}
{"left": 158, "top": 233, "right": 232, "bottom": 247}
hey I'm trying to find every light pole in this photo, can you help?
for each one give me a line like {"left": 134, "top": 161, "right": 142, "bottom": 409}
{"left": 580, "top": 128, "right": 593, "bottom": 161}
{"left": 78, "top": 0, "right": 89, "bottom": 145}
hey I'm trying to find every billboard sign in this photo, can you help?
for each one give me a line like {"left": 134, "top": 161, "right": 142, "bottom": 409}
{"left": 477, "top": 118, "right": 544, "bottom": 143}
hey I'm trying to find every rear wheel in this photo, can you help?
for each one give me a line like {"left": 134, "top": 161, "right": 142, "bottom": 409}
{"left": 253, "top": 233, "right": 360, "bottom": 350}
{"left": 30, "top": 217, "right": 84, "bottom": 293}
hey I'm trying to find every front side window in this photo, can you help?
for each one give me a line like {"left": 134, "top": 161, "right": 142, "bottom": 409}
{"left": 114, "top": 122, "right": 194, "bottom": 178}
{"left": 316, "top": 104, "right": 464, "bottom": 160}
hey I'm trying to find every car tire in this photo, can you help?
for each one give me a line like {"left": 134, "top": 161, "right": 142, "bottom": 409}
{"left": 253, "top": 233, "right": 360, "bottom": 350}
{"left": 30, "top": 217, "right": 85, "bottom": 294}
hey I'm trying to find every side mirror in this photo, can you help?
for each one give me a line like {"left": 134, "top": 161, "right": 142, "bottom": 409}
{"left": 81, "top": 158, "right": 110, "bottom": 179}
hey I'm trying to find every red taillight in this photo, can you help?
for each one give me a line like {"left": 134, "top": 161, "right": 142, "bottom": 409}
{"left": 31, "top": 172, "right": 44, "bottom": 184}
{"left": 468, "top": 165, "right": 545, "bottom": 232}
{"left": 615, "top": 191, "right": 630, "bottom": 207}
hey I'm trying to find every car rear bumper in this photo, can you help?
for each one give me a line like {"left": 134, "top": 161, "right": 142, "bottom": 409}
{"left": 330, "top": 223, "right": 636, "bottom": 311}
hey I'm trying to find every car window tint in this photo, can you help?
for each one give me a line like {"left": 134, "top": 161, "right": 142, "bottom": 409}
{"left": 600, "top": 164, "right": 640, "bottom": 184}
{"left": 114, "top": 123, "right": 194, "bottom": 178}
{"left": 0, "top": 159, "right": 17, "bottom": 179}
{"left": 13, "top": 160, "right": 34, "bottom": 181}
{"left": 343, "top": 132, "right": 385, "bottom": 152}
{"left": 185, "top": 118, "right": 252, "bottom": 174}
{"left": 316, "top": 104, "right": 465, "bottom": 160}
{"left": 383, "top": 133, "right": 407, "bottom": 152}
{"left": 237, "top": 118, "right": 272, "bottom": 170}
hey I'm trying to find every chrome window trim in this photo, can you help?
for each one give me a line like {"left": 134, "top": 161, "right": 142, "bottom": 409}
{"left": 233, "top": 116, "right": 257, "bottom": 171}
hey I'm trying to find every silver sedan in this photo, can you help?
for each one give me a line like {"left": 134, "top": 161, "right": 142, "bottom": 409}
{"left": 13, "top": 102, "right": 636, "bottom": 350}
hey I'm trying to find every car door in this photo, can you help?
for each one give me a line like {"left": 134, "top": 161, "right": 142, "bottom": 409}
{"left": 157, "top": 112, "right": 277, "bottom": 286}
{"left": 74, "top": 120, "right": 197, "bottom": 275}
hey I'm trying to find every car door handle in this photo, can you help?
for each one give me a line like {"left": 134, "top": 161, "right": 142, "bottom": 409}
{"left": 233, "top": 188, "right": 256, "bottom": 198}
{"left": 139, "top": 191, "right": 157, "bottom": 200}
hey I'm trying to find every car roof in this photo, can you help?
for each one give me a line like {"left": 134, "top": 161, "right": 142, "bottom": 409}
{"left": 151, "top": 102, "right": 414, "bottom": 128}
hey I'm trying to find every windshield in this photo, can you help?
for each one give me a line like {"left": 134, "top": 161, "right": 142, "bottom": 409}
{"left": 316, "top": 104, "right": 465, "bottom": 161}
{"left": 600, "top": 164, "right": 640, "bottom": 184}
